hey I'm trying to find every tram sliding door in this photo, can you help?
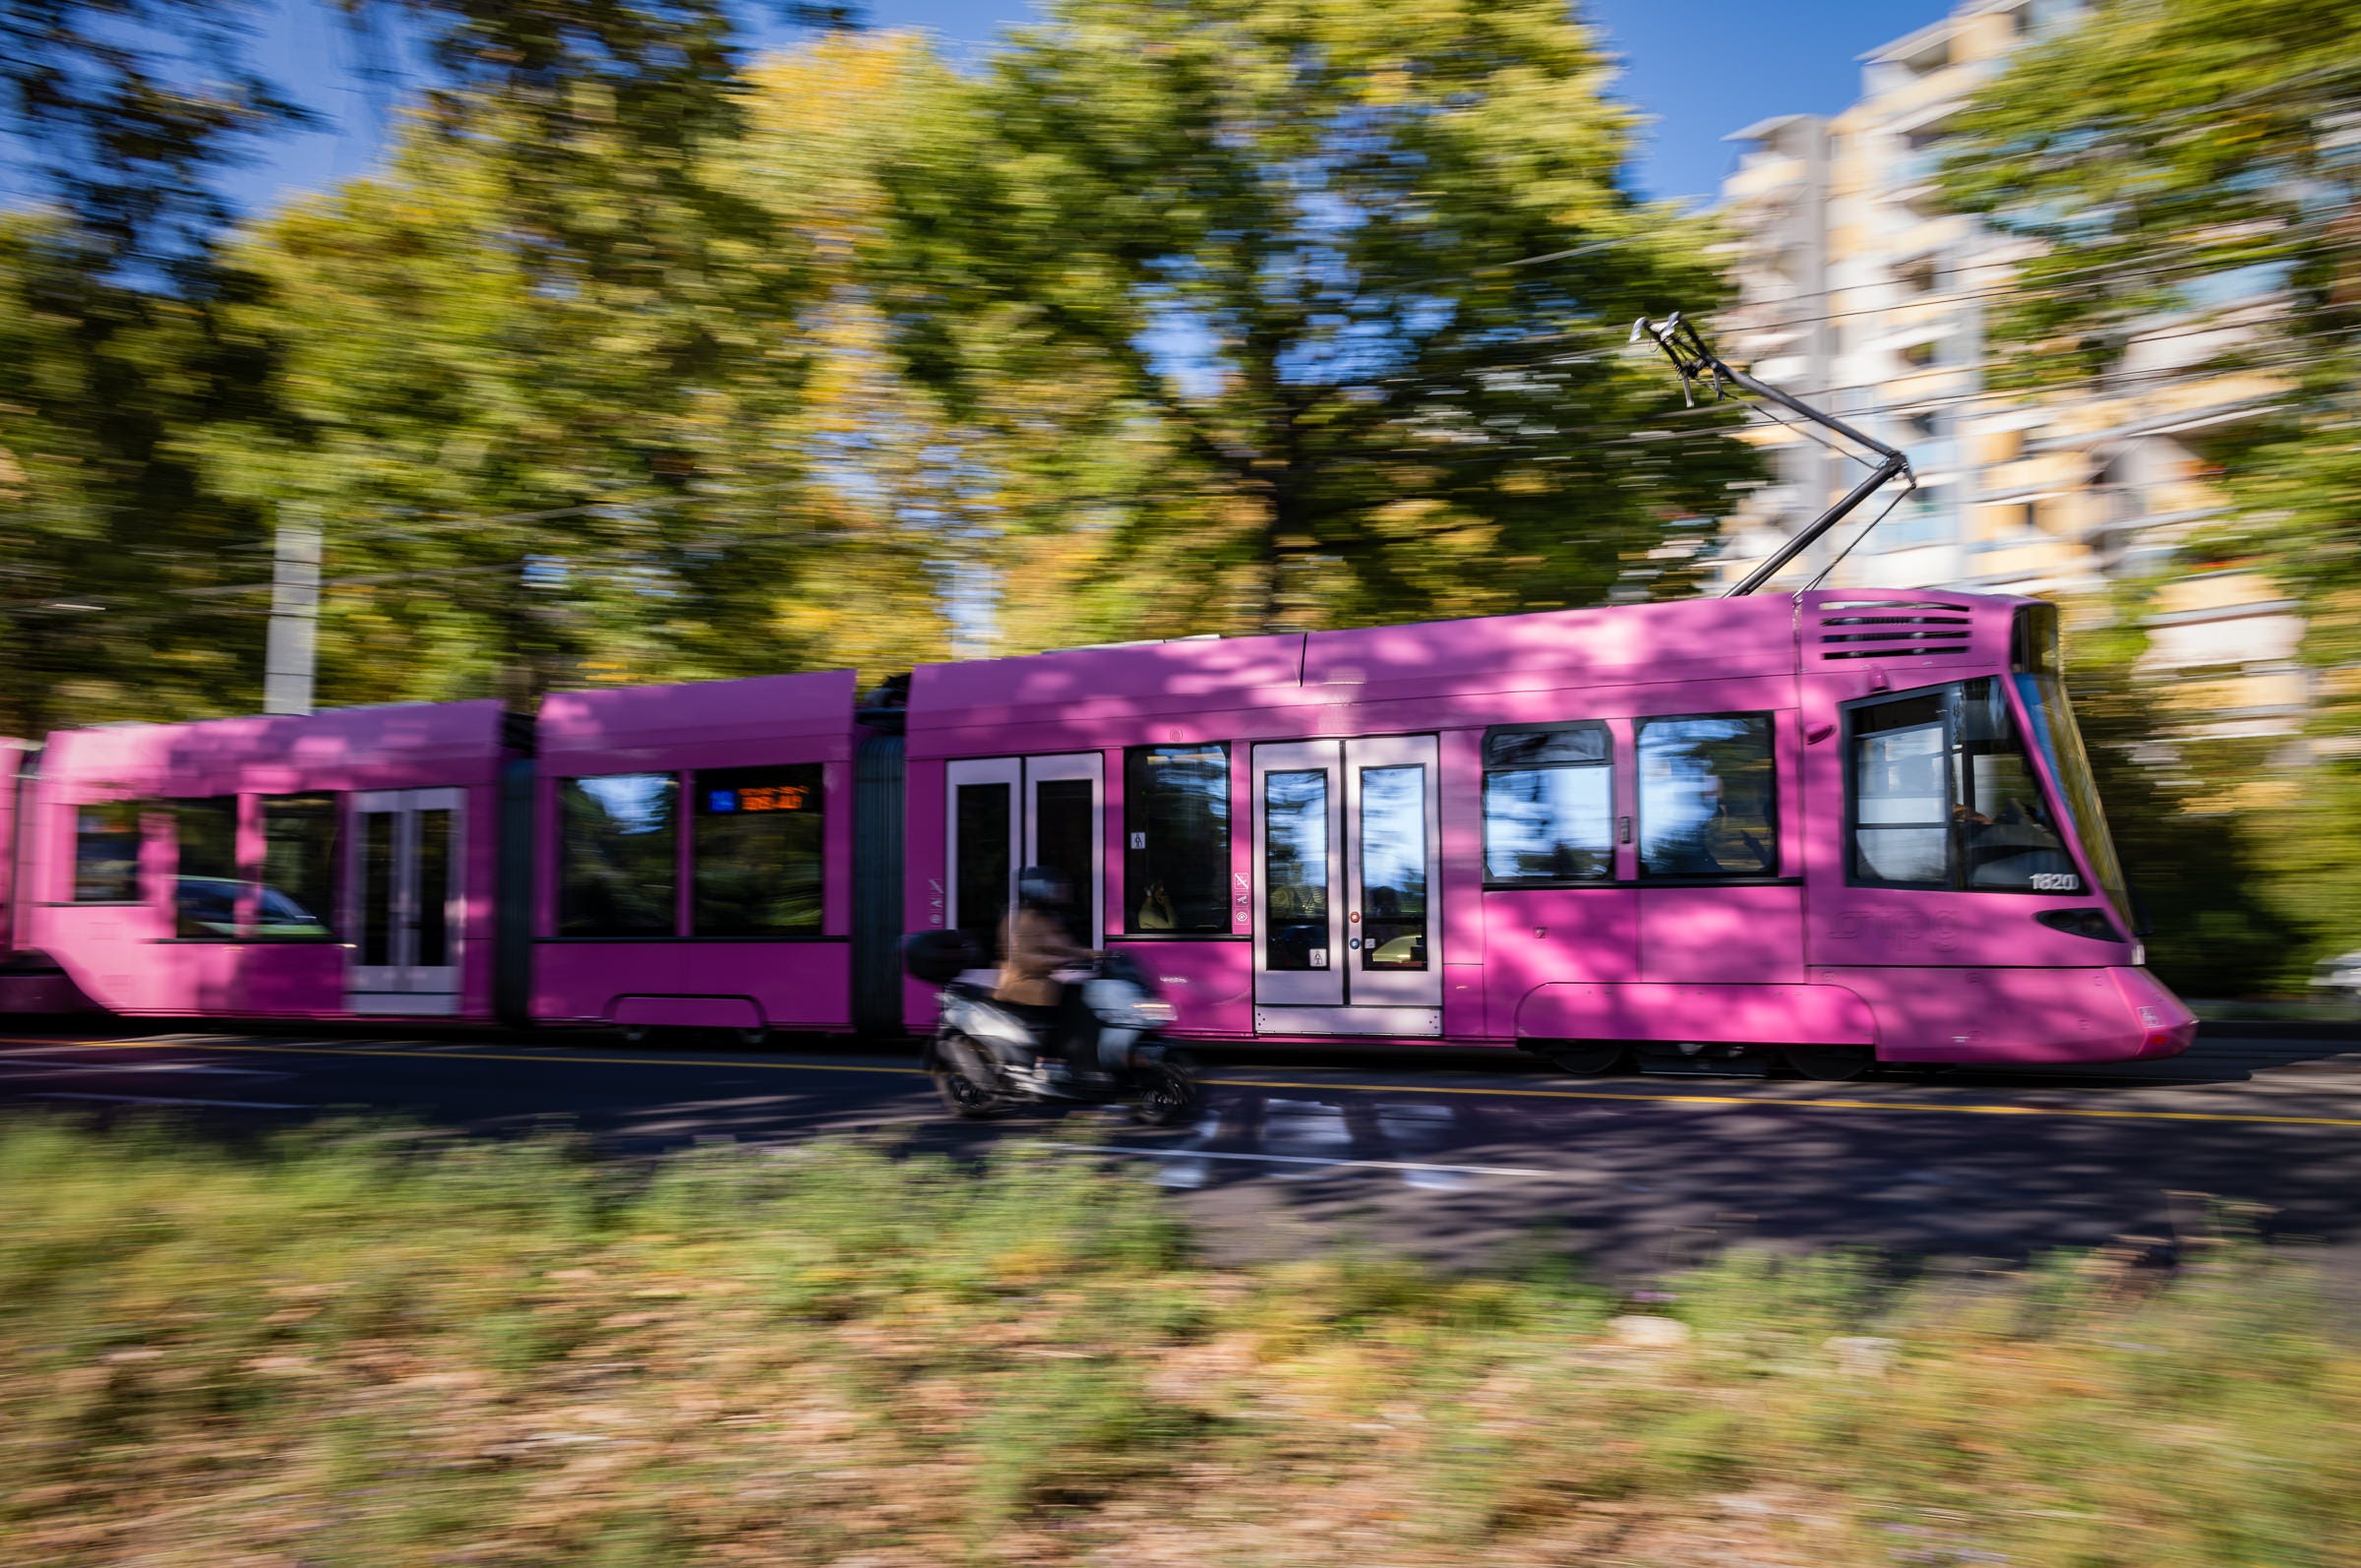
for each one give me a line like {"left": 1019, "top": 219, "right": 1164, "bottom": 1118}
{"left": 1250, "top": 736, "right": 1441, "bottom": 1036}
{"left": 944, "top": 754, "right": 1104, "bottom": 967}
{"left": 347, "top": 787, "right": 463, "bottom": 1013}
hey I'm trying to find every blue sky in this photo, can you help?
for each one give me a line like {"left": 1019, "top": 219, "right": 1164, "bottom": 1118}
{"left": 233, "top": 0, "right": 1950, "bottom": 215}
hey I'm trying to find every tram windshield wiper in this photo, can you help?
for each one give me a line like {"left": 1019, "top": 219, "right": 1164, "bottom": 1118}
{"left": 1630, "top": 312, "right": 1914, "bottom": 598}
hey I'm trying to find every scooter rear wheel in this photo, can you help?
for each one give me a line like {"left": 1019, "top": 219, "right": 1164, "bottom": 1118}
{"left": 932, "top": 1034, "right": 1006, "bottom": 1119}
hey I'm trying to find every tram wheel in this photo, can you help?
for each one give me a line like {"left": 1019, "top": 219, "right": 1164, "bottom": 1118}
{"left": 1537, "top": 1041, "right": 1626, "bottom": 1077}
{"left": 618, "top": 1023, "right": 656, "bottom": 1048}
{"left": 731, "top": 1024, "right": 771, "bottom": 1050}
{"left": 1783, "top": 1047, "right": 1876, "bottom": 1082}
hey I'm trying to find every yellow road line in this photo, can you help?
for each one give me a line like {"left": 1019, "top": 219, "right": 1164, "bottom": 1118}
{"left": 8, "top": 1036, "right": 2361, "bottom": 1130}
{"left": 1201, "top": 1076, "right": 2361, "bottom": 1129}
{"left": 0, "top": 1037, "right": 922, "bottom": 1077}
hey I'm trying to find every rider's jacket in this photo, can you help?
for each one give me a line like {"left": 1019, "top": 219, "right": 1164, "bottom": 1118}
{"left": 996, "top": 905, "right": 1092, "bottom": 1008}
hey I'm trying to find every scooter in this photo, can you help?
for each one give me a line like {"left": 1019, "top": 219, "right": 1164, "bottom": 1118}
{"left": 903, "top": 933, "right": 1201, "bottom": 1124}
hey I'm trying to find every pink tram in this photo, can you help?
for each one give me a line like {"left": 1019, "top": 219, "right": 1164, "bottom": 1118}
{"left": 0, "top": 588, "right": 2193, "bottom": 1074}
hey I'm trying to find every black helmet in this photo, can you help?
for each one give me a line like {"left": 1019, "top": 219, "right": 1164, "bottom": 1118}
{"left": 1017, "top": 866, "right": 1071, "bottom": 907}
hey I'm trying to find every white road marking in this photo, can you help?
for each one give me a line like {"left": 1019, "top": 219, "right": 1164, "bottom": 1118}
{"left": 29, "top": 1092, "right": 305, "bottom": 1111}
{"left": 1025, "top": 1142, "right": 1565, "bottom": 1179}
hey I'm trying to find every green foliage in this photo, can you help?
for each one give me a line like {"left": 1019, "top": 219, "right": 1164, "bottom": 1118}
{"left": 873, "top": 0, "right": 1760, "bottom": 646}
{"left": 4, "top": 3, "right": 1745, "bottom": 717}
{"left": 0, "top": 218, "right": 273, "bottom": 734}
{"left": 3, "top": 1116, "right": 2360, "bottom": 1565}
{"left": 0, "top": 0, "right": 306, "bottom": 262}
{"left": 1948, "top": 0, "right": 2361, "bottom": 965}
{"left": 2060, "top": 590, "right": 2309, "bottom": 993}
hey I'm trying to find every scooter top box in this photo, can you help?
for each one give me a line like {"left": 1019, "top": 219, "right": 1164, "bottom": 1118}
{"left": 904, "top": 930, "right": 982, "bottom": 987}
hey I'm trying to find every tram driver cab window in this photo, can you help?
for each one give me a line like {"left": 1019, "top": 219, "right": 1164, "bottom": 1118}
{"left": 1850, "top": 678, "right": 2082, "bottom": 892}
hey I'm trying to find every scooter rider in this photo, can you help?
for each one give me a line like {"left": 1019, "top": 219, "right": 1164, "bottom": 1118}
{"left": 996, "top": 867, "right": 1101, "bottom": 1080}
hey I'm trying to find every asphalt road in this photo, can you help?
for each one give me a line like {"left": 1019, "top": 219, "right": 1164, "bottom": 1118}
{"left": 6, "top": 1022, "right": 2361, "bottom": 1285}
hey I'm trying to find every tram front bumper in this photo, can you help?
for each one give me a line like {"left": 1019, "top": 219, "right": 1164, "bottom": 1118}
{"left": 2114, "top": 966, "right": 2198, "bottom": 1060}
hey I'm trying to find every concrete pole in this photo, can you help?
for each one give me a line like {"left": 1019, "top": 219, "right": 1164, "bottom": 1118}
{"left": 263, "top": 504, "right": 321, "bottom": 716}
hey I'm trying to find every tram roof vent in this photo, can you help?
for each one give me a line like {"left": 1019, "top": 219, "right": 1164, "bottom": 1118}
{"left": 1807, "top": 598, "right": 1975, "bottom": 663}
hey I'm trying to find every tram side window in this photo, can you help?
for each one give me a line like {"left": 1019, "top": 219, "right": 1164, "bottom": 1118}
{"left": 1850, "top": 680, "right": 2081, "bottom": 892}
{"left": 171, "top": 797, "right": 241, "bottom": 937}
{"left": 1636, "top": 714, "right": 1778, "bottom": 879}
{"left": 73, "top": 801, "right": 143, "bottom": 902}
{"left": 1482, "top": 722, "right": 1612, "bottom": 884}
{"left": 259, "top": 794, "right": 338, "bottom": 938}
{"left": 1124, "top": 743, "right": 1230, "bottom": 933}
{"left": 694, "top": 764, "right": 823, "bottom": 936}
{"left": 558, "top": 773, "right": 679, "bottom": 936}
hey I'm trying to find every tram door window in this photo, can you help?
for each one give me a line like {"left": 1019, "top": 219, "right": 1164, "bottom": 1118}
{"left": 944, "top": 754, "right": 1103, "bottom": 964}
{"left": 1033, "top": 779, "right": 1095, "bottom": 945}
{"left": 948, "top": 761, "right": 1017, "bottom": 961}
{"left": 1024, "top": 754, "right": 1103, "bottom": 946}
{"left": 348, "top": 787, "right": 465, "bottom": 1011}
{"left": 1250, "top": 736, "right": 1441, "bottom": 1027}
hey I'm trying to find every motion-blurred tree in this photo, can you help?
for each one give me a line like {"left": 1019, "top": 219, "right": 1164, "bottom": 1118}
{"left": 0, "top": 0, "right": 304, "bottom": 265}
{"left": 0, "top": 218, "right": 272, "bottom": 734}
{"left": 873, "top": 0, "right": 1758, "bottom": 648}
{"left": 1946, "top": 0, "right": 2361, "bottom": 972}
{"left": 1, "top": 1, "right": 945, "bottom": 721}
{"left": 194, "top": 85, "right": 946, "bottom": 705}
{"left": 2062, "top": 588, "right": 2304, "bottom": 995}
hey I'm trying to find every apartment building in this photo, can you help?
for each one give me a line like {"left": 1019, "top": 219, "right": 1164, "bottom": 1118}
{"left": 1711, "top": 0, "right": 2304, "bottom": 738}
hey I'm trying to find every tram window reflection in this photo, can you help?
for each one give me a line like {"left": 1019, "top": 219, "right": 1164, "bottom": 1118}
{"left": 558, "top": 773, "right": 679, "bottom": 937}
{"left": 1263, "top": 770, "right": 1330, "bottom": 970}
{"left": 1637, "top": 714, "right": 1777, "bottom": 879}
{"left": 1033, "top": 777, "right": 1095, "bottom": 944}
{"left": 1124, "top": 744, "right": 1229, "bottom": 934}
{"left": 1359, "top": 764, "right": 1427, "bottom": 970}
{"left": 170, "top": 798, "right": 241, "bottom": 936}
{"left": 954, "top": 781, "right": 1012, "bottom": 959}
{"left": 73, "top": 801, "right": 143, "bottom": 902}
{"left": 259, "top": 794, "right": 338, "bottom": 938}
{"left": 694, "top": 763, "right": 823, "bottom": 936}
{"left": 1483, "top": 722, "right": 1611, "bottom": 883}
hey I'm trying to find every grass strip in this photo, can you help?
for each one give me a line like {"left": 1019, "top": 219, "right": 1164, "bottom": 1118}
{"left": 0, "top": 1115, "right": 2354, "bottom": 1566}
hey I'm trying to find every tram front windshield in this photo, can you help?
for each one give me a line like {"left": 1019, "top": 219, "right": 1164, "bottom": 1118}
{"left": 2012, "top": 669, "right": 2130, "bottom": 920}
{"left": 2011, "top": 600, "right": 2131, "bottom": 922}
